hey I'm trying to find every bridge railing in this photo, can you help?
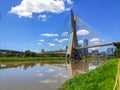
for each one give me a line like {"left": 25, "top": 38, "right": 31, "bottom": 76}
{"left": 113, "top": 59, "right": 120, "bottom": 90}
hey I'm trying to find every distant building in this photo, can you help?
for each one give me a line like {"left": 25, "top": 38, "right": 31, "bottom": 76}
{"left": 41, "top": 49, "right": 45, "bottom": 53}
{"left": 65, "top": 46, "right": 68, "bottom": 50}
{"left": 83, "top": 39, "right": 88, "bottom": 56}
{"left": 91, "top": 49, "right": 99, "bottom": 57}
{"left": 0, "top": 49, "right": 23, "bottom": 55}
{"left": 77, "top": 44, "right": 84, "bottom": 55}
{"left": 99, "top": 51, "right": 106, "bottom": 57}
{"left": 106, "top": 48, "right": 114, "bottom": 55}
{"left": 106, "top": 48, "right": 114, "bottom": 58}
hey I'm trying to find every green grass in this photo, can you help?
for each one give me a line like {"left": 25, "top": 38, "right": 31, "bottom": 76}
{"left": 0, "top": 57, "right": 70, "bottom": 61}
{"left": 58, "top": 58, "right": 119, "bottom": 90}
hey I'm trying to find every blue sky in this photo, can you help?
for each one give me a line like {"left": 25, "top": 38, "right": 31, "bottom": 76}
{"left": 0, "top": 0, "right": 120, "bottom": 52}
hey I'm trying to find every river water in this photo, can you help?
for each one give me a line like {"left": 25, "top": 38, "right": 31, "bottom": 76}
{"left": 0, "top": 60, "right": 103, "bottom": 90}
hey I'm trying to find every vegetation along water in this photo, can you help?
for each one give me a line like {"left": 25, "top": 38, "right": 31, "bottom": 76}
{"left": 58, "top": 58, "right": 119, "bottom": 90}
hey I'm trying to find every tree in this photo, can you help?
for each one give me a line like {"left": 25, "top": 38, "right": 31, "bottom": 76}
{"left": 114, "top": 49, "right": 120, "bottom": 58}
{"left": 24, "top": 50, "right": 37, "bottom": 57}
{"left": 24, "top": 50, "right": 32, "bottom": 57}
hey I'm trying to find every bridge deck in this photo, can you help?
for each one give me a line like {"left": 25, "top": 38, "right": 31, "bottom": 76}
{"left": 75, "top": 41, "right": 120, "bottom": 49}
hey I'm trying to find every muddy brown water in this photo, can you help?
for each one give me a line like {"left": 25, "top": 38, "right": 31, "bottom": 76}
{"left": 0, "top": 60, "right": 103, "bottom": 90}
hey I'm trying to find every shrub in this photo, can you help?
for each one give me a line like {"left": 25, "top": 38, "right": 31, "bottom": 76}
{"left": 114, "top": 49, "right": 120, "bottom": 58}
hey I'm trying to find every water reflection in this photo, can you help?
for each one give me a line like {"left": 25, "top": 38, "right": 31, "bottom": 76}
{"left": 0, "top": 61, "right": 65, "bottom": 70}
{"left": 0, "top": 62, "right": 36, "bottom": 70}
{"left": 65, "top": 60, "right": 103, "bottom": 78}
{"left": 0, "top": 60, "right": 103, "bottom": 90}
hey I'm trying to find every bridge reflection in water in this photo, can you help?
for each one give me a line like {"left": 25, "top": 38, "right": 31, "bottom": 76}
{"left": 65, "top": 60, "right": 103, "bottom": 78}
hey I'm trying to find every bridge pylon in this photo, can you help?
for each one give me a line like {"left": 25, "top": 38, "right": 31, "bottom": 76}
{"left": 66, "top": 9, "right": 79, "bottom": 58}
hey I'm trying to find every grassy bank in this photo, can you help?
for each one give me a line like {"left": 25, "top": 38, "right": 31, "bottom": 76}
{"left": 58, "top": 58, "right": 119, "bottom": 90}
{"left": 0, "top": 57, "right": 70, "bottom": 61}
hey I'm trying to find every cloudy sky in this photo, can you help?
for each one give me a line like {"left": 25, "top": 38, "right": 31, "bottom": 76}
{"left": 0, "top": 0, "right": 120, "bottom": 52}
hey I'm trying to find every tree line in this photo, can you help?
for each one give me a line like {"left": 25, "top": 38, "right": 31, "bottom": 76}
{"left": 0, "top": 50, "right": 65, "bottom": 57}
{"left": 0, "top": 49, "right": 120, "bottom": 58}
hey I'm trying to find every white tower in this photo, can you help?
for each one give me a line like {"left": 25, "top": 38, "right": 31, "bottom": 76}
{"left": 66, "top": 10, "right": 78, "bottom": 58}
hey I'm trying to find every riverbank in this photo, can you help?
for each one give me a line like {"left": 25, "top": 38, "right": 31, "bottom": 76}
{"left": 0, "top": 57, "right": 71, "bottom": 61}
{"left": 58, "top": 58, "right": 119, "bottom": 90}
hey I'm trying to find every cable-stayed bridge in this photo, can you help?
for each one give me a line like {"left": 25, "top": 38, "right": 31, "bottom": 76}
{"left": 66, "top": 9, "right": 120, "bottom": 58}
{"left": 75, "top": 41, "right": 120, "bottom": 49}
{"left": 0, "top": 9, "right": 120, "bottom": 57}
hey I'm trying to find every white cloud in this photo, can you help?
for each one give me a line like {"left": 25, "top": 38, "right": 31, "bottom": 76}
{"left": 55, "top": 38, "right": 68, "bottom": 43}
{"left": 9, "top": 0, "right": 73, "bottom": 18}
{"left": 62, "top": 32, "right": 68, "bottom": 36}
{"left": 66, "top": 0, "right": 73, "bottom": 4}
{"left": 38, "top": 14, "right": 47, "bottom": 21}
{"left": 78, "top": 40, "right": 83, "bottom": 43}
{"left": 41, "top": 33, "right": 58, "bottom": 37}
{"left": 38, "top": 39, "right": 44, "bottom": 42}
{"left": 37, "top": 39, "right": 44, "bottom": 45}
{"left": 94, "top": 41, "right": 101, "bottom": 44}
{"left": 48, "top": 43, "right": 56, "bottom": 47}
{"left": 39, "top": 79, "right": 57, "bottom": 83}
{"left": 77, "top": 29, "right": 90, "bottom": 36}
{"left": 89, "top": 38, "right": 100, "bottom": 42}
{"left": 89, "top": 38, "right": 102, "bottom": 45}
{"left": 66, "top": 7, "right": 71, "bottom": 11}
